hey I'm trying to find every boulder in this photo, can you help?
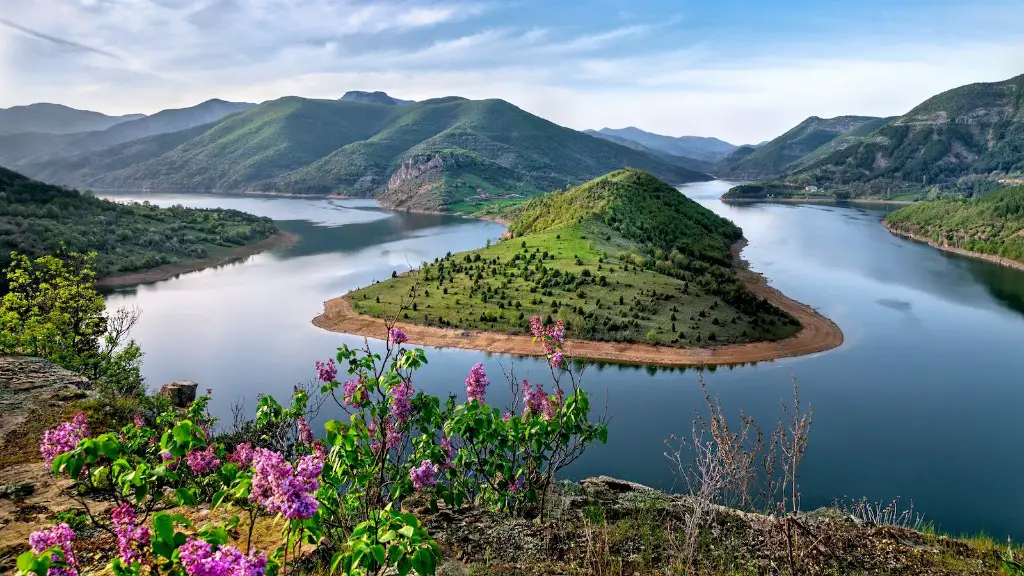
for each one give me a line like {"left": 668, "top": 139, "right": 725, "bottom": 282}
{"left": 159, "top": 380, "right": 198, "bottom": 408}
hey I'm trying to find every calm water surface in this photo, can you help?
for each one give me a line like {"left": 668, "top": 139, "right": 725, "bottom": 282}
{"left": 103, "top": 184, "right": 1024, "bottom": 539}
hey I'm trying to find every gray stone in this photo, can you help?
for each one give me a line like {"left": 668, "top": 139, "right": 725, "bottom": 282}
{"left": 0, "top": 483, "right": 35, "bottom": 500}
{"left": 159, "top": 380, "right": 198, "bottom": 407}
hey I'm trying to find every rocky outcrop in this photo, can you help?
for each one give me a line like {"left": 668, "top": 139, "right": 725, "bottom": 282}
{"left": 159, "top": 380, "right": 198, "bottom": 408}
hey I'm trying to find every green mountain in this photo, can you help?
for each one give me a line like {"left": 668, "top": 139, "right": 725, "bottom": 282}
{"left": 884, "top": 184, "right": 1024, "bottom": 264}
{"left": 349, "top": 169, "right": 798, "bottom": 346}
{"left": 715, "top": 115, "right": 888, "bottom": 179}
{"left": 0, "top": 166, "right": 277, "bottom": 283}
{"left": 0, "top": 99, "right": 254, "bottom": 166}
{"left": 339, "top": 91, "right": 415, "bottom": 106}
{"left": 24, "top": 97, "right": 711, "bottom": 212}
{"left": 776, "top": 74, "right": 1024, "bottom": 197}
{"left": 583, "top": 129, "right": 717, "bottom": 173}
{"left": 0, "top": 103, "right": 144, "bottom": 135}
{"left": 593, "top": 127, "right": 737, "bottom": 162}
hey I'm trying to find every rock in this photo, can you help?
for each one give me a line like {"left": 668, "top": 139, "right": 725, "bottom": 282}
{"left": 159, "top": 380, "right": 198, "bottom": 407}
{"left": 0, "top": 483, "right": 34, "bottom": 500}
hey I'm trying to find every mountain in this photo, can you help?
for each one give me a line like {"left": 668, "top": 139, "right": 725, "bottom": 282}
{"left": 26, "top": 96, "right": 712, "bottom": 212}
{"left": 0, "top": 166, "right": 277, "bottom": 282}
{"left": 715, "top": 115, "right": 888, "bottom": 179}
{"left": 0, "top": 99, "right": 255, "bottom": 166}
{"left": 884, "top": 184, "right": 1024, "bottom": 264}
{"left": 347, "top": 169, "right": 799, "bottom": 346}
{"left": 0, "top": 103, "right": 144, "bottom": 135}
{"left": 340, "top": 91, "right": 415, "bottom": 106}
{"left": 583, "top": 129, "right": 717, "bottom": 173}
{"left": 779, "top": 74, "right": 1024, "bottom": 197}
{"left": 593, "top": 127, "right": 737, "bottom": 162}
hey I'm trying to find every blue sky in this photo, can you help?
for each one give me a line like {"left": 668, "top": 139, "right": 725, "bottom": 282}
{"left": 1, "top": 0, "right": 1022, "bottom": 143}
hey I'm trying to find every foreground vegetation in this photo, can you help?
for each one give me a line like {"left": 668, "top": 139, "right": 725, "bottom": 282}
{"left": 884, "top": 185, "right": 1024, "bottom": 264}
{"left": 2, "top": 250, "right": 1020, "bottom": 575}
{"left": 350, "top": 170, "right": 799, "bottom": 347}
{"left": 0, "top": 167, "right": 277, "bottom": 285}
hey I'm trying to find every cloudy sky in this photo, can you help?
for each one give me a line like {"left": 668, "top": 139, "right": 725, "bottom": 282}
{"left": 1, "top": 0, "right": 1022, "bottom": 144}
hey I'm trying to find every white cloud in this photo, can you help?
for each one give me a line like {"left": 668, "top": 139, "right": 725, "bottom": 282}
{"left": 0, "top": 0, "right": 1022, "bottom": 144}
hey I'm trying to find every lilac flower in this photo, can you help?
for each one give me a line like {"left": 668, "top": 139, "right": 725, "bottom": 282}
{"left": 228, "top": 443, "right": 254, "bottom": 468}
{"left": 28, "top": 523, "right": 78, "bottom": 576}
{"left": 465, "top": 363, "right": 489, "bottom": 403}
{"left": 40, "top": 413, "right": 89, "bottom": 466}
{"left": 529, "top": 316, "right": 567, "bottom": 367}
{"left": 508, "top": 477, "right": 523, "bottom": 493}
{"left": 186, "top": 444, "right": 221, "bottom": 475}
{"left": 440, "top": 436, "right": 454, "bottom": 467}
{"left": 409, "top": 460, "right": 438, "bottom": 490}
{"left": 178, "top": 536, "right": 267, "bottom": 576}
{"left": 296, "top": 417, "right": 313, "bottom": 445}
{"left": 315, "top": 359, "right": 337, "bottom": 383}
{"left": 133, "top": 414, "right": 146, "bottom": 428}
{"left": 160, "top": 450, "right": 180, "bottom": 471}
{"left": 551, "top": 351, "right": 565, "bottom": 369}
{"left": 250, "top": 448, "right": 322, "bottom": 520}
{"left": 388, "top": 327, "right": 408, "bottom": 346}
{"left": 111, "top": 504, "right": 150, "bottom": 566}
{"left": 342, "top": 375, "right": 366, "bottom": 408}
{"left": 501, "top": 412, "right": 513, "bottom": 422}
{"left": 522, "top": 380, "right": 547, "bottom": 417}
{"left": 390, "top": 381, "right": 413, "bottom": 424}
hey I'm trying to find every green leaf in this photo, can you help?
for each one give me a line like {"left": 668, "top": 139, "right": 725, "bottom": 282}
{"left": 398, "top": 525, "right": 415, "bottom": 538}
{"left": 17, "top": 551, "right": 37, "bottom": 572}
{"left": 370, "top": 544, "right": 386, "bottom": 566}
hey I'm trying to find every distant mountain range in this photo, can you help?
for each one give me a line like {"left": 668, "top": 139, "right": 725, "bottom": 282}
{"left": 13, "top": 95, "right": 710, "bottom": 212}
{"left": 0, "top": 103, "right": 144, "bottom": 135}
{"left": 0, "top": 99, "right": 254, "bottom": 166}
{"left": 587, "top": 127, "right": 737, "bottom": 162}
{"left": 339, "top": 91, "right": 415, "bottom": 106}
{"left": 582, "top": 130, "right": 717, "bottom": 173}
{"left": 723, "top": 73, "right": 1024, "bottom": 200}
{"left": 715, "top": 115, "right": 894, "bottom": 179}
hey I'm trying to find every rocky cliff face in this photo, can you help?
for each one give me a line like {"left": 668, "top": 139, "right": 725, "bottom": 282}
{"left": 378, "top": 153, "right": 457, "bottom": 212}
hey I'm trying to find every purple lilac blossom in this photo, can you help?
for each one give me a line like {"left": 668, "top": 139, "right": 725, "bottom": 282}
{"left": 390, "top": 381, "right": 414, "bottom": 424}
{"left": 186, "top": 444, "right": 221, "bottom": 475}
{"left": 28, "top": 523, "right": 78, "bottom": 576}
{"left": 296, "top": 417, "right": 314, "bottom": 445}
{"left": 228, "top": 443, "right": 254, "bottom": 468}
{"left": 315, "top": 359, "right": 337, "bottom": 383}
{"left": 409, "top": 460, "right": 439, "bottom": 490}
{"left": 388, "top": 327, "right": 408, "bottom": 346}
{"left": 250, "top": 448, "right": 322, "bottom": 520}
{"left": 178, "top": 536, "right": 267, "bottom": 576}
{"left": 465, "top": 363, "right": 489, "bottom": 403}
{"left": 40, "top": 413, "right": 89, "bottom": 466}
{"left": 111, "top": 503, "right": 150, "bottom": 566}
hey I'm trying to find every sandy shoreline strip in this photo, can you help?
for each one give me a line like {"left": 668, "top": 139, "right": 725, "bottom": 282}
{"left": 97, "top": 231, "right": 299, "bottom": 289}
{"left": 311, "top": 241, "right": 844, "bottom": 367}
{"left": 883, "top": 222, "right": 1024, "bottom": 273}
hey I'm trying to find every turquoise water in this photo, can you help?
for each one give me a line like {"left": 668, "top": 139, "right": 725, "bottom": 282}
{"left": 103, "top": 183, "right": 1024, "bottom": 539}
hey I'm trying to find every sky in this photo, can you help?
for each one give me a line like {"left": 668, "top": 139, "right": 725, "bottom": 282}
{"left": 1, "top": 0, "right": 1023, "bottom": 144}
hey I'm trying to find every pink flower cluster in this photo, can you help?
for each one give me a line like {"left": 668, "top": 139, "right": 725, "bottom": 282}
{"left": 409, "top": 460, "right": 439, "bottom": 490}
{"left": 133, "top": 414, "right": 146, "bottom": 428}
{"left": 111, "top": 504, "right": 150, "bottom": 566}
{"left": 250, "top": 448, "right": 323, "bottom": 520}
{"left": 315, "top": 359, "right": 337, "bottom": 383}
{"left": 522, "top": 380, "right": 562, "bottom": 421}
{"left": 28, "top": 523, "right": 78, "bottom": 576}
{"left": 40, "top": 413, "right": 89, "bottom": 466}
{"left": 342, "top": 375, "right": 367, "bottom": 408}
{"left": 186, "top": 444, "right": 222, "bottom": 475}
{"left": 465, "top": 363, "right": 489, "bottom": 403}
{"left": 390, "top": 381, "right": 413, "bottom": 424}
{"left": 369, "top": 417, "right": 402, "bottom": 452}
{"left": 388, "top": 327, "right": 408, "bottom": 346}
{"left": 439, "top": 436, "right": 454, "bottom": 467}
{"left": 178, "top": 536, "right": 267, "bottom": 576}
{"left": 228, "top": 443, "right": 254, "bottom": 468}
{"left": 296, "top": 417, "right": 313, "bottom": 445}
{"left": 529, "top": 316, "right": 566, "bottom": 368}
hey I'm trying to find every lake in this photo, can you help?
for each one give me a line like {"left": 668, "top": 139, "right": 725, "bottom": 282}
{"left": 103, "top": 183, "right": 1024, "bottom": 540}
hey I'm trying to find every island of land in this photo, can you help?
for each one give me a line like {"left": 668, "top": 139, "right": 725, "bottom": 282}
{"left": 314, "top": 169, "right": 843, "bottom": 366}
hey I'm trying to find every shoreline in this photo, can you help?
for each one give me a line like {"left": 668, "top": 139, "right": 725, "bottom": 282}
{"left": 722, "top": 197, "right": 915, "bottom": 206}
{"left": 311, "top": 240, "right": 844, "bottom": 367}
{"left": 883, "top": 222, "right": 1024, "bottom": 273}
{"left": 96, "top": 231, "right": 299, "bottom": 289}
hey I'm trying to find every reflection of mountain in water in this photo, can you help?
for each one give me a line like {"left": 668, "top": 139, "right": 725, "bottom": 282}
{"left": 276, "top": 212, "right": 480, "bottom": 259}
{"left": 962, "top": 259, "right": 1024, "bottom": 316}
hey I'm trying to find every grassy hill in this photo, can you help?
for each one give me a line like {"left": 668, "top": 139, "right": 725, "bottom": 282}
{"left": 0, "top": 103, "right": 144, "bottom": 135}
{"left": 348, "top": 169, "right": 799, "bottom": 347}
{"left": 592, "top": 127, "right": 737, "bottom": 162}
{"left": 884, "top": 185, "right": 1024, "bottom": 263}
{"left": 23, "top": 97, "right": 711, "bottom": 213}
{"left": 0, "top": 100, "right": 254, "bottom": 167}
{"left": 0, "top": 166, "right": 277, "bottom": 283}
{"left": 715, "top": 115, "right": 887, "bottom": 179}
